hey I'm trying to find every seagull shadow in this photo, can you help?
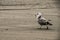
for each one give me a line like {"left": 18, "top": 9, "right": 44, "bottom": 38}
{"left": 36, "top": 28, "right": 55, "bottom": 31}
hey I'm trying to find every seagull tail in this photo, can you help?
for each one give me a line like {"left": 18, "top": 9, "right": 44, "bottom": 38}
{"left": 47, "top": 22, "right": 53, "bottom": 25}
{"left": 49, "top": 23, "right": 53, "bottom": 25}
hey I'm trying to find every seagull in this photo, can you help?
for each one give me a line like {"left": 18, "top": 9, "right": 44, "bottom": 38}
{"left": 35, "top": 12, "right": 53, "bottom": 29}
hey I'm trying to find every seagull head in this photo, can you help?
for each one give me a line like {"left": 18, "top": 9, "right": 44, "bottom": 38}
{"left": 36, "top": 12, "right": 42, "bottom": 19}
{"left": 37, "top": 12, "right": 42, "bottom": 16}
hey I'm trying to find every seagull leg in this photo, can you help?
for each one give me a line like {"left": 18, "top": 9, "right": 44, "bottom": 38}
{"left": 46, "top": 25, "right": 48, "bottom": 29}
{"left": 40, "top": 25, "right": 42, "bottom": 29}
